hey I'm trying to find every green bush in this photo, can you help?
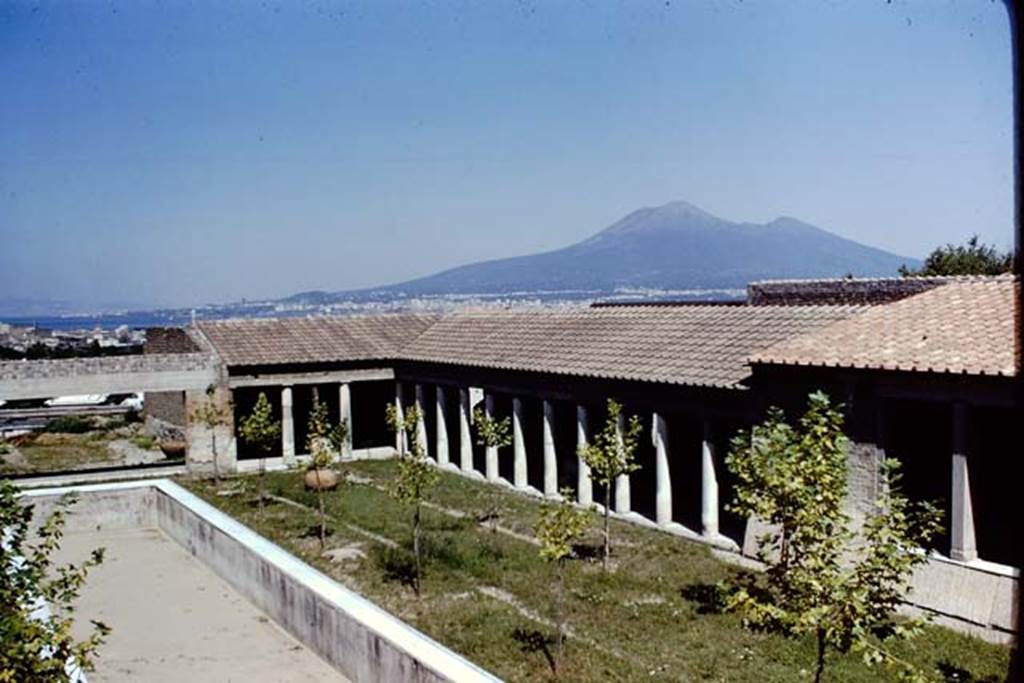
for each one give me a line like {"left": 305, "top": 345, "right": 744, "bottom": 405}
{"left": 41, "top": 415, "right": 97, "bottom": 434}
{"left": 130, "top": 435, "right": 158, "bottom": 450}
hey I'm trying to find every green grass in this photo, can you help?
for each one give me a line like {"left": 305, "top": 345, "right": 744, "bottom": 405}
{"left": 180, "top": 461, "right": 1010, "bottom": 682}
{"left": 1, "top": 433, "right": 116, "bottom": 473}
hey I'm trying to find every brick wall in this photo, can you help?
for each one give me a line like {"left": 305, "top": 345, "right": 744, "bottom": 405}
{"left": 144, "top": 327, "right": 199, "bottom": 354}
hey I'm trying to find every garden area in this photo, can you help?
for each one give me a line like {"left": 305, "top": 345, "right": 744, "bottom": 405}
{"left": 182, "top": 459, "right": 1010, "bottom": 682}
{"left": 0, "top": 414, "right": 179, "bottom": 475}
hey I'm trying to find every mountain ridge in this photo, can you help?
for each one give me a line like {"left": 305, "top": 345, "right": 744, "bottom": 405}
{"left": 291, "top": 200, "right": 919, "bottom": 301}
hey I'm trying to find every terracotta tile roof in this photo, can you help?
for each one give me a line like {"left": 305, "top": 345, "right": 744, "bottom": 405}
{"left": 751, "top": 276, "right": 1019, "bottom": 377}
{"left": 399, "top": 305, "right": 862, "bottom": 388}
{"left": 195, "top": 314, "right": 441, "bottom": 367}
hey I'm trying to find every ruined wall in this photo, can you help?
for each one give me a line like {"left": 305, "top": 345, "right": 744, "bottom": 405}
{"left": 747, "top": 277, "right": 950, "bottom": 306}
{"left": 144, "top": 327, "right": 199, "bottom": 354}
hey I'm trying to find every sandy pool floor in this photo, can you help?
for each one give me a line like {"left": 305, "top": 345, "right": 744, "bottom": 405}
{"left": 56, "top": 527, "right": 347, "bottom": 682}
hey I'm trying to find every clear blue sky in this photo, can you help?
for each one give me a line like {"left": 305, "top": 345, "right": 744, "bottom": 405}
{"left": 0, "top": 1, "right": 1014, "bottom": 309}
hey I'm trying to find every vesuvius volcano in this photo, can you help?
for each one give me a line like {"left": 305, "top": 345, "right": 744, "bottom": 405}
{"left": 294, "top": 200, "right": 919, "bottom": 301}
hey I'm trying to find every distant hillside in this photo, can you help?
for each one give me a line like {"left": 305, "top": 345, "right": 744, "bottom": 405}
{"left": 295, "top": 200, "right": 918, "bottom": 301}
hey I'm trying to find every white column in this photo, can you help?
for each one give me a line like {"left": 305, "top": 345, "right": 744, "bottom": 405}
{"left": 339, "top": 382, "right": 352, "bottom": 458}
{"left": 512, "top": 397, "right": 528, "bottom": 488}
{"left": 459, "top": 388, "right": 474, "bottom": 473}
{"left": 576, "top": 405, "right": 592, "bottom": 506}
{"left": 543, "top": 400, "right": 558, "bottom": 496}
{"left": 950, "top": 402, "right": 977, "bottom": 562}
{"left": 414, "top": 384, "right": 429, "bottom": 459}
{"left": 394, "top": 382, "right": 407, "bottom": 455}
{"left": 614, "top": 411, "right": 631, "bottom": 513}
{"left": 701, "top": 420, "right": 719, "bottom": 538}
{"left": 484, "top": 393, "right": 499, "bottom": 481}
{"left": 653, "top": 412, "right": 672, "bottom": 526}
{"left": 435, "top": 385, "right": 450, "bottom": 467}
{"left": 281, "top": 385, "right": 295, "bottom": 464}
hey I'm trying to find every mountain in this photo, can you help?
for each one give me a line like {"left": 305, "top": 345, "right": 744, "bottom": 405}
{"left": 328, "top": 201, "right": 919, "bottom": 299}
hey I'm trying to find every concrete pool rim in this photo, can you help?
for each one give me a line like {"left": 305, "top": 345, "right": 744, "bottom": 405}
{"left": 19, "top": 478, "right": 501, "bottom": 683}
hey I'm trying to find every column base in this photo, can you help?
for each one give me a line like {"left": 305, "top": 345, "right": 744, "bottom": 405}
{"left": 659, "top": 521, "right": 701, "bottom": 540}
{"left": 702, "top": 532, "right": 740, "bottom": 552}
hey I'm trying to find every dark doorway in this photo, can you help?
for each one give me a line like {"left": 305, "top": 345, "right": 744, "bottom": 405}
{"left": 882, "top": 399, "right": 953, "bottom": 554}
{"left": 553, "top": 400, "right": 578, "bottom": 494}
{"left": 667, "top": 412, "right": 703, "bottom": 532}
{"left": 351, "top": 380, "right": 394, "bottom": 450}
{"left": 969, "top": 405, "right": 1017, "bottom": 566}
{"left": 712, "top": 416, "right": 749, "bottom": 545}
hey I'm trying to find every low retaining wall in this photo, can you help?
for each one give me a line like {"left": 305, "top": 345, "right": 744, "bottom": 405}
{"left": 21, "top": 480, "right": 500, "bottom": 683}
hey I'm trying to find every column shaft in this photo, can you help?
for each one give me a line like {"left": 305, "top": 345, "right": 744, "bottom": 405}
{"left": 543, "top": 400, "right": 558, "bottom": 496}
{"left": 414, "top": 384, "right": 429, "bottom": 459}
{"left": 653, "top": 412, "right": 672, "bottom": 525}
{"left": 950, "top": 402, "right": 977, "bottom": 562}
{"left": 339, "top": 382, "right": 352, "bottom": 458}
{"left": 614, "top": 412, "right": 631, "bottom": 513}
{"left": 435, "top": 385, "right": 450, "bottom": 467}
{"left": 576, "top": 405, "right": 592, "bottom": 506}
{"left": 512, "top": 397, "right": 528, "bottom": 488}
{"left": 701, "top": 420, "right": 719, "bottom": 537}
{"left": 281, "top": 386, "right": 295, "bottom": 463}
{"left": 459, "top": 388, "right": 473, "bottom": 473}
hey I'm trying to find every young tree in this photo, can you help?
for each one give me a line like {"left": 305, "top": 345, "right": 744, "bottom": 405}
{"left": 1, "top": 480, "right": 111, "bottom": 681}
{"left": 472, "top": 405, "right": 514, "bottom": 525}
{"left": 472, "top": 405, "right": 513, "bottom": 451}
{"left": 305, "top": 398, "right": 349, "bottom": 550}
{"left": 238, "top": 391, "right": 281, "bottom": 515}
{"left": 723, "top": 391, "right": 943, "bottom": 683}
{"left": 578, "top": 399, "right": 642, "bottom": 570}
{"left": 534, "top": 488, "right": 591, "bottom": 676}
{"left": 899, "top": 235, "right": 1012, "bottom": 277}
{"left": 384, "top": 402, "right": 438, "bottom": 596}
{"left": 190, "top": 385, "right": 231, "bottom": 483}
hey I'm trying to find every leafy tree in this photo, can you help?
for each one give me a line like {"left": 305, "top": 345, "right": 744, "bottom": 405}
{"left": 190, "top": 385, "right": 231, "bottom": 483}
{"left": 472, "top": 405, "right": 513, "bottom": 451}
{"left": 1, "top": 480, "right": 110, "bottom": 681}
{"left": 899, "top": 235, "right": 1011, "bottom": 277}
{"left": 238, "top": 392, "right": 281, "bottom": 516}
{"left": 578, "top": 399, "right": 642, "bottom": 570}
{"left": 305, "top": 397, "right": 349, "bottom": 550}
{"left": 534, "top": 488, "right": 591, "bottom": 676}
{"left": 385, "top": 402, "right": 439, "bottom": 596}
{"left": 723, "top": 391, "right": 943, "bottom": 683}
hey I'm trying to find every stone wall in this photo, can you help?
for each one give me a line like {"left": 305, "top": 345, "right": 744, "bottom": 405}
{"left": 747, "top": 277, "right": 951, "bottom": 306}
{"left": 0, "top": 352, "right": 215, "bottom": 382}
{"left": 145, "top": 390, "right": 187, "bottom": 426}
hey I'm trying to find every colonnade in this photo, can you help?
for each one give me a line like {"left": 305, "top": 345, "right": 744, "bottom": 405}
{"left": 279, "top": 382, "right": 354, "bottom": 462}
{"left": 392, "top": 381, "right": 727, "bottom": 542}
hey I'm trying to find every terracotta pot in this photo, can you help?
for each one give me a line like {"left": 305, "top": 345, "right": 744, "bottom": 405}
{"left": 304, "top": 468, "right": 340, "bottom": 491}
{"left": 159, "top": 440, "right": 187, "bottom": 459}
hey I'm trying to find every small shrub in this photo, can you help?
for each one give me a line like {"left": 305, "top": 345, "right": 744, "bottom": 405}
{"left": 42, "top": 415, "right": 96, "bottom": 434}
{"left": 130, "top": 435, "right": 158, "bottom": 450}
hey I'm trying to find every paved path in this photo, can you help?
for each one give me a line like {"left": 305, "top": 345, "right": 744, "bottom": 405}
{"left": 58, "top": 528, "right": 348, "bottom": 682}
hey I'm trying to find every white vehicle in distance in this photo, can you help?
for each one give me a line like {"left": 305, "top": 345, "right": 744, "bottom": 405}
{"left": 43, "top": 394, "right": 109, "bottom": 407}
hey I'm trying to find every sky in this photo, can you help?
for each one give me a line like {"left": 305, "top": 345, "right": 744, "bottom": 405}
{"left": 0, "top": 0, "right": 1014, "bottom": 309}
